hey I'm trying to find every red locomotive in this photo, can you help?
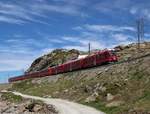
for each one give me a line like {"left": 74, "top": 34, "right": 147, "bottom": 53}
{"left": 8, "top": 50, "right": 118, "bottom": 82}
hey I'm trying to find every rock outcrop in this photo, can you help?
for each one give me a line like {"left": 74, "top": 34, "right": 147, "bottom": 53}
{"left": 0, "top": 93, "right": 58, "bottom": 114}
{"left": 26, "top": 49, "right": 79, "bottom": 73}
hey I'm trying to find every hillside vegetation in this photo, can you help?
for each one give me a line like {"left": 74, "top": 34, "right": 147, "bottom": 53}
{"left": 9, "top": 42, "right": 150, "bottom": 114}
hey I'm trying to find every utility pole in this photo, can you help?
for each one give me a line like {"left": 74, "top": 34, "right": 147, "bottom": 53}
{"left": 137, "top": 19, "right": 140, "bottom": 50}
{"left": 88, "top": 42, "right": 91, "bottom": 55}
{"left": 137, "top": 18, "right": 144, "bottom": 51}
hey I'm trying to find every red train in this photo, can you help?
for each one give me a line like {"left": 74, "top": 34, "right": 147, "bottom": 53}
{"left": 8, "top": 50, "right": 118, "bottom": 82}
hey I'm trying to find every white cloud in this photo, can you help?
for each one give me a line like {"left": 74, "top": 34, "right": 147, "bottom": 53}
{"left": 112, "top": 34, "right": 129, "bottom": 41}
{"left": 84, "top": 24, "right": 136, "bottom": 32}
{"left": 94, "top": 0, "right": 132, "bottom": 13}
{"left": 72, "top": 26, "right": 83, "bottom": 31}
{"left": 70, "top": 24, "right": 137, "bottom": 51}
{"left": 80, "top": 40, "right": 105, "bottom": 49}
{"left": 5, "top": 39, "right": 21, "bottom": 43}
{"left": 63, "top": 36, "right": 106, "bottom": 51}
{"left": 41, "top": 48, "right": 54, "bottom": 55}
{"left": 0, "top": 47, "right": 40, "bottom": 71}
{"left": 130, "top": 7, "right": 138, "bottom": 14}
{"left": 129, "top": 5, "right": 150, "bottom": 21}
{"left": 0, "top": 0, "right": 87, "bottom": 25}
{"left": 52, "top": 0, "right": 88, "bottom": 6}
{"left": 0, "top": 59, "right": 32, "bottom": 71}
{"left": 33, "top": 4, "right": 79, "bottom": 16}
{"left": 0, "top": 15, "right": 25, "bottom": 24}
{"left": 64, "top": 45, "right": 87, "bottom": 51}
{"left": 145, "top": 33, "right": 150, "bottom": 37}
{"left": 0, "top": 1, "right": 47, "bottom": 25}
{"left": 50, "top": 39, "right": 64, "bottom": 43}
{"left": 62, "top": 36, "right": 78, "bottom": 42}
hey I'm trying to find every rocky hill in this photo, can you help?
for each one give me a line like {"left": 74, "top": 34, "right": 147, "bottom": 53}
{"left": 3, "top": 42, "right": 150, "bottom": 114}
{"left": 26, "top": 49, "right": 79, "bottom": 73}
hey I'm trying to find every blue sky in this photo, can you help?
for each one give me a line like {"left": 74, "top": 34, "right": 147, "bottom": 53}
{"left": 0, "top": 70, "right": 22, "bottom": 83}
{"left": 0, "top": 0, "right": 150, "bottom": 83}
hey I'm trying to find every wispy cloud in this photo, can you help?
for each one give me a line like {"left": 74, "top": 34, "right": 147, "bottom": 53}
{"left": 0, "top": 1, "right": 46, "bottom": 25}
{"left": 94, "top": 0, "right": 132, "bottom": 13}
{"left": 84, "top": 24, "right": 136, "bottom": 32}
{"left": 62, "top": 36, "right": 78, "bottom": 42}
{"left": 0, "top": 59, "right": 32, "bottom": 71}
{"left": 0, "top": 40, "right": 42, "bottom": 71}
{"left": 0, "top": 15, "right": 25, "bottom": 25}
{"left": 65, "top": 24, "right": 137, "bottom": 51}
{"left": 93, "top": 0, "right": 150, "bottom": 23}
{"left": 112, "top": 33, "right": 133, "bottom": 41}
{"left": 63, "top": 38, "right": 106, "bottom": 51}
{"left": 33, "top": 4, "right": 79, "bottom": 16}
{"left": 62, "top": 34, "right": 106, "bottom": 51}
{"left": 0, "top": 0, "right": 87, "bottom": 25}
{"left": 130, "top": 7, "right": 150, "bottom": 20}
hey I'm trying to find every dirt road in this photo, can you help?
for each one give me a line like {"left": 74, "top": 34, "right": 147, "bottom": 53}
{"left": 12, "top": 92, "right": 105, "bottom": 114}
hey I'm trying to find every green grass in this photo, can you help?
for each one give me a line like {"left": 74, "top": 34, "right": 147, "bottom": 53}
{"left": 9, "top": 59, "right": 150, "bottom": 114}
{"left": 11, "top": 78, "right": 76, "bottom": 97}
{"left": 1, "top": 92, "right": 23, "bottom": 103}
{"left": 134, "top": 91, "right": 150, "bottom": 110}
{"left": 82, "top": 101, "right": 126, "bottom": 114}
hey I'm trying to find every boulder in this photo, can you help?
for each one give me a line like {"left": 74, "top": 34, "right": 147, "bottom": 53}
{"left": 46, "top": 104, "right": 58, "bottom": 114}
{"left": 33, "top": 104, "right": 43, "bottom": 112}
{"left": 18, "top": 104, "right": 26, "bottom": 113}
{"left": 84, "top": 85, "right": 93, "bottom": 93}
{"left": 114, "top": 45, "right": 125, "bottom": 51}
{"left": 85, "top": 91, "right": 99, "bottom": 103}
{"left": 85, "top": 95, "right": 96, "bottom": 103}
{"left": 106, "top": 93, "right": 114, "bottom": 101}
{"left": 64, "top": 89, "right": 69, "bottom": 93}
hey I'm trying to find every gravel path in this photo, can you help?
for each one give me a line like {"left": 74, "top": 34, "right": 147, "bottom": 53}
{"left": 12, "top": 92, "right": 105, "bottom": 114}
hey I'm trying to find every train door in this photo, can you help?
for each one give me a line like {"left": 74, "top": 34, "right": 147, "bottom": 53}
{"left": 93, "top": 54, "right": 97, "bottom": 66}
{"left": 72, "top": 60, "right": 80, "bottom": 70}
{"left": 96, "top": 52, "right": 105, "bottom": 65}
{"left": 48, "top": 68, "right": 52, "bottom": 76}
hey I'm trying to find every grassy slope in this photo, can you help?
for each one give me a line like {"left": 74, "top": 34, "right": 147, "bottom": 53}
{"left": 9, "top": 43, "right": 150, "bottom": 114}
{"left": 1, "top": 92, "right": 23, "bottom": 103}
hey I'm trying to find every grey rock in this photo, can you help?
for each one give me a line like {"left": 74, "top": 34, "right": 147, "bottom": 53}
{"left": 106, "top": 93, "right": 114, "bottom": 101}
{"left": 85, "top": 95, "right": 96, "bottom": 103}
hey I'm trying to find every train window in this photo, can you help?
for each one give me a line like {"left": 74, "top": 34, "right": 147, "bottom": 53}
{"left": 99, "top": 53, "right": 104, "bottom": 59}
{"left": 105, "top": 52, "right": 110, "bottom": 58}
{"left": 111, "top": 51, "right": 116, "bottom": 56}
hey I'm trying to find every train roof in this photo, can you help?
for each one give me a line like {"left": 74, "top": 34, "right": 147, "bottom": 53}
{"left": 57, "top": 49, "right": 111, "bottom": 66}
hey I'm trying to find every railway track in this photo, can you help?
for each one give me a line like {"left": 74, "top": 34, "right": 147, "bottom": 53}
{"left": 9, "top": 51, "right": 150, "bottom": 82}
{"left": 81, "top": 52, "right": 150, "bottom": 72}
{"left": 113, "top": 52, "right": 150, "bottom": 65}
